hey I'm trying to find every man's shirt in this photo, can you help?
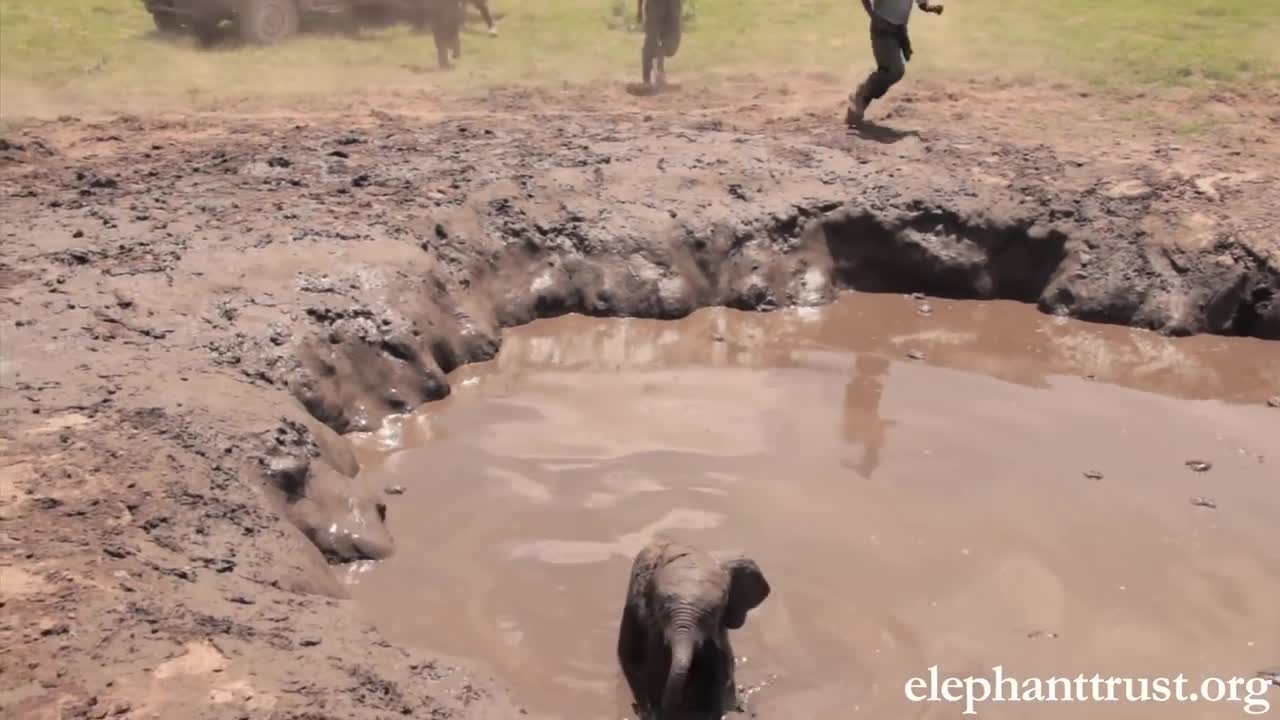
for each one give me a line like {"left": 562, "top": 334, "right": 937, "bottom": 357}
{"left": 873, "top": 0, "right": 922, "bottom": 25}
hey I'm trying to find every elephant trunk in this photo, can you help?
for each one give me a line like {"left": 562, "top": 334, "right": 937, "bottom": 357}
{"left": 661, "top": 607, "right": 699, "bottom": 710}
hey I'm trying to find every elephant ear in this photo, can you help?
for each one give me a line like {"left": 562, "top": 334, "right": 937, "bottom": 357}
{"left": 722, "top": 556, "right": 770, "bottom": 630}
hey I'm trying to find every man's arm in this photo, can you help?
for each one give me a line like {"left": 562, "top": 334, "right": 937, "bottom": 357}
{"left": 917, "top": 0, "right": 944, "bottom": 14}
{"left": 636, "top": 0, "right": 643, "bottom": 23}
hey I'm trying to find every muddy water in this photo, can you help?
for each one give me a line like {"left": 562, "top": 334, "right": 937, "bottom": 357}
{"left": 345, "top": 292, "right": 1280, "bottom": 720}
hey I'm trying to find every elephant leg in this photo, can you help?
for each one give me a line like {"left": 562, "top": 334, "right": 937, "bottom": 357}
{"left": 716, "top": 634, "right": 740, "bottom": 713}
{"left": 643, "top": 632, "right": 672, "bottom": 711}
{"left": 432, "top": 24, "right": 452, "bottom": 68}
{"left": 618, "top": 603, "right": 649, "bottom": 706}
{"left": 642, "top": 30, "right": 659, "bottom": 85}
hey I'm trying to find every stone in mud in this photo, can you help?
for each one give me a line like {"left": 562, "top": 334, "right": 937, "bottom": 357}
{"left": 1103, "top": 179, "right": 1153, "bottom": 200}
{"left": 907, "top": 350, "right": 926, "bottom": 360}
{"left": 1185, "top": 460, "right": 1213, "bottom": 473}
{"left": 1083, "top": 470, "right": 1104, "bottom": 481}
{"left": 385, "top": 485, "right": 407, "bottom": 495}
{"left": 1268, "top": 397, "right": 1280, "bottom": 409}
{"left": 1189, "top": 496, "right": 1217, "bottom": 509}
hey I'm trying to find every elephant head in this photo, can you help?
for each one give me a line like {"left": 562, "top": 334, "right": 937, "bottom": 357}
{"left": 617, "top": 538, "right": 771, "bottom": 718}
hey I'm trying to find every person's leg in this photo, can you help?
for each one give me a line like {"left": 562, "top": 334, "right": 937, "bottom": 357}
{"left": 847, "top": 19, "right": 906, "bottom": 124}
{"left": 471, "top": 0, "right": 497, "bottom": 35}
{"left": 642, "top": 0, "right": 661, "bottom": 84}
{"left": 655, "top": 0, "right": 686, "bottom": 83}
{"left": 662, "top": 0, "right": 682, "bottom": 56}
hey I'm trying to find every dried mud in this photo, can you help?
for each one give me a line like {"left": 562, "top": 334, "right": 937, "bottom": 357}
{"left": 1, "top": 83, "right": 1278, "bottom": 719}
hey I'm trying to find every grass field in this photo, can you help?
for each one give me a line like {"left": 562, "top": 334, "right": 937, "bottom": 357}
{"left": 1, "top": 0, "right": 1278, "bottom": 114}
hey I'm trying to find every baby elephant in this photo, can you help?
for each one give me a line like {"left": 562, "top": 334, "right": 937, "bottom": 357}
{"left": 617, "top": 538, "right": 771, "bottom": 718}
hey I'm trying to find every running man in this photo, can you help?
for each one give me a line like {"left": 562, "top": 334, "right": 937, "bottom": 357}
{"left": 846, "top": 0, "right": 944, "bottom": 127}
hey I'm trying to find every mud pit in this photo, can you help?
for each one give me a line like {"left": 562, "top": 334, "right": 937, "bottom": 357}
{"left": 2, "top": 84, "right": 1280, "bottom": 719}
{"left": 345, "top": 294, "right": 1280, "bottom": 720}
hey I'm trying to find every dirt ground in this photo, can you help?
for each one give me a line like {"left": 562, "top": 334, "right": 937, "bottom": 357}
{"left": 1, "top": 77, "right": 1278, "bottom": 720}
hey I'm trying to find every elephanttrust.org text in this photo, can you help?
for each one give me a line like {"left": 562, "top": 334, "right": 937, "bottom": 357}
{"left": 903, "top": 666, "right": 1274, "bottom": 716}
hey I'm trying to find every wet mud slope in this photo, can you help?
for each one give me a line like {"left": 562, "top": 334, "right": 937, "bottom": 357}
{"left": 1, "top": 88, "right": 1278, "bottom": 719}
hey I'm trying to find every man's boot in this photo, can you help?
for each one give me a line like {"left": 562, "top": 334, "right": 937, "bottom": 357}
{"left": 845, "top": 86, "right": 869, "bottom": 127}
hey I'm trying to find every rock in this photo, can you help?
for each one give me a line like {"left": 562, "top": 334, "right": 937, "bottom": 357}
{"left": 1185, "top": 460, "right": 1213, "bottom": 473}
{"left": 1267, "top": 397, "right": 1280, "bottom": 409}
{"left": 1258, "top": 668, "right": 1280, "bottom": 687}
{"left": 1189, "top": 496, "right": 1217, "bottom": 509}
{"left": 918, "top": 303, "right": 933, "bottom": 315}
{"left": 1083, "top": 470, "right": 1104, "bottom": 481}
{"left": 907, "top": 350, "right": 926, "bottom": 361}
{"left": 385, "top": 485, "right": 406, "bottom": 496}
{"left": 1193, "top": 173, "right": 1231, "bottom": 202}
{"left": 1103, "top": 179, "right": 1153, "bottom": 200}
{"left": 300, "top": 638, "right": 322, "bottom": 647}
{"left": 38, "top": 621, "right": 70, "bottom": 637}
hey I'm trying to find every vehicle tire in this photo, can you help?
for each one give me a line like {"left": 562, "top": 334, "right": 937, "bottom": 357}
{"left": 238, "top": 0, "right": 301, "bottom": 44}
{"left": 151, "top": 12, "right": 184, "bottom": 33}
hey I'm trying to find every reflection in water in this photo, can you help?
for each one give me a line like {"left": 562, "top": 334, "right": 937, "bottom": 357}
{"left": 843, "top": 353, "right": 894, "bottom": 479}
{"left": 345, "top": 292, "right": 1280, "bottom": 720}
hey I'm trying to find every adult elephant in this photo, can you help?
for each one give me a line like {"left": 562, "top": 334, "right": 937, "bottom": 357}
{"left": 617, "top": 538, "right": 771, "bottom": 718}
{"left": 407, "top": 0, "right": 464, "bottom": 69}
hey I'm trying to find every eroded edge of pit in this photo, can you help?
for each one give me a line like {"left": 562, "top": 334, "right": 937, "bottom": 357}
{"left": 259, "top": 195, "right": 1280, "bottom": 567}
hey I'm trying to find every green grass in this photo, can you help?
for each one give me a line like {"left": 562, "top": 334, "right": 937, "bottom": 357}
{"left": 1, "top": 0, "right": 1277, "bottom": 114}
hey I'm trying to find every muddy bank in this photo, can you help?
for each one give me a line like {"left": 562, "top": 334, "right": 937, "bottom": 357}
{"left": 1, "top": 87, "right": 1278, "bottom": 719}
